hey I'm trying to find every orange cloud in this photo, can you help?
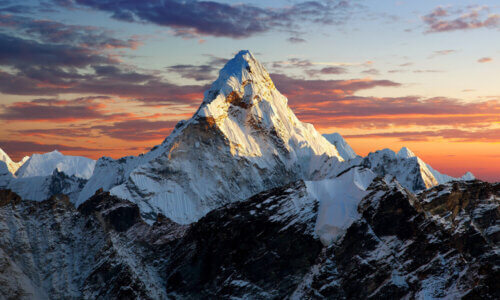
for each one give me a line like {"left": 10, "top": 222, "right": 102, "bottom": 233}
{"left": 478, "top": 57, "right": 493, "bottom": 63}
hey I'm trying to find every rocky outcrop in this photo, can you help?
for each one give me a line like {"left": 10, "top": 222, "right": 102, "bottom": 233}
{"left": 0, "top": 190, "right": 182, "bottom": 299}
{"left": 294, "top": 179, "right": 499, "bottom": 299}
{"left": 165, "top": 181, "right": 323, "bottom": 298}
{"left": 0, "top": 178, "right": 498, "bottom": 299}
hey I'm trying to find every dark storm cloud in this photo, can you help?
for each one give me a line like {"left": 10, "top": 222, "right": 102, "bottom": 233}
{"left": 71, "top": 0, "right": 354, "bottom": 38}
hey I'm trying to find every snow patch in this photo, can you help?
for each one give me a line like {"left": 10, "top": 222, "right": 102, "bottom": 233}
{"left": 306, "top": 167, "right": 376, "bottom": 245}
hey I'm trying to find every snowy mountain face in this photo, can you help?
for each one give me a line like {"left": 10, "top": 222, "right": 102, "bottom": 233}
{"left": 361, "top": 146, "right": 475, "bottom": 193}
{"left": 0, "top": 149, "right": 94, "bottom": 202}
{"left": 322, "top": 133, "right": 358, "bottom": 160}
{"left": 0, "top": 190, "right": 174, "bottom": 299}
{"left": 6, "top": 169, "right": 87, "bottom": 202}
{"left": 83, "top": 50, "right": 343, "bottom": 224}
{"left": 1, "top": 174, "right": 497, "bottom": 298}
{"left": 0, "top": 148, "right": 28, "bottom": 175}
{"left": 15, "top": 150, "right": 95, "bottom": 179}
{"left": 0, "top": 50, "right": 492, "bottom": 298}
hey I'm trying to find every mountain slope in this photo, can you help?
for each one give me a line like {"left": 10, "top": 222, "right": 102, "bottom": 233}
{"left": 0, "top": 190, "right": 174, "bottom": 299}
{"left": 362, "top": 147, "right": 475, "bottom": 192}
{"left": 323, "top": 133, "right": 358, "bottom": 160}
{"left": 0, "top": 174, "right": 497, "bottom": 298}
{"left": 6, "top": 169, "right": 87, "bottom": 202}
{"left": 82, "top": 50, "right": 344, "bottom": 223}
{"left": 0, "top": 148, "right": 28, "bottom": 175}
{"left": 15, "top": 150, "right": 95, "bottom": 179}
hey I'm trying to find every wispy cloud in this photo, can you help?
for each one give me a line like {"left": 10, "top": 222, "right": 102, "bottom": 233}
{"left": 344, "top": 128, "right": 500, "bottom": 142}
{"left": 478, "top": 57, "right": 493, "bottom": 63}
{"left": 423, "top": 5, "right": 500, "bottom": 33}
{"left": 428, "top": 49, "right": 457, "bottom": 58}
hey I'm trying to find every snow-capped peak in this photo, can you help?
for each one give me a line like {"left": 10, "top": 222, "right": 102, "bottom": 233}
{"left": 16, "top": 150, "right": 96, "bottom": 179}
{"left": 396, "top": 147, "right": 416, "bottom": 159}
{"left": 0, "top": 147, "right": 29, "bottom": 175}
{"left": 199, "top": 50, "right": 272, "bottom": 107}
{"left": 363, "top": 147, "right": 475, "bottom": 192}
{"left": 323, "top": 133, "right": 358, "bottom": 160}
{"left": 94, "top": 50, "right": 346, "bottom": 224}
{"left": 189, "top": 49, "right": 342, "bottom": 164}
{"left": 461, "top": 171, "right": 475, "bottom": 181}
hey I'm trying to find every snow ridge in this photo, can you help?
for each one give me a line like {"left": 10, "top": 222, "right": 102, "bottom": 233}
{"left": 95, "top": 50, "right": 345, "bottom": 224}
{"left": 323, "top": 133, "right": 358, "bottom": 160}
{"left": 0, "top": 148, "right": 28, "bottom": 175}
{"left": 16, "top": 150, "right": 96, "bottom": 179}
{"left": 363, "top": 147, "right": 475, "bottom": 192}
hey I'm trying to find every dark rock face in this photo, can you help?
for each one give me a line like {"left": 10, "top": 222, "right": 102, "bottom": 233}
{"left": 78, "top": 190, "right": 142, "bottom": 232}
{"left": 0, "top": 189, "right": 22, "bottom": 207}
{"left": 0, "top": 179, "right": 498, "bottom": 299}
{"left": 0, "top": 190, "right": 182, "bottom": 299}
{"left": 165, "top": 181, "right": 322, "bottom": 299}
{"left": 294, "top": 179, "right": 500, "bottom": 299}
{"left": 48, "top": 169, "right": 87, "bottom": 198}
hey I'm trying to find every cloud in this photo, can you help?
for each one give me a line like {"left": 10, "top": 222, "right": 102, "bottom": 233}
{"left": 361, "top": 68, "right": 379, "bottom": 75}
{"left": 0, "top": 14, "right": 141, "bottom": 50}
{"left": 0, "top": 16, "right": 210, "bottom": 106}
{"left": 0, "top": 33, "right": 110, "bottom": 68}
{"left": 478, "top": 57, "right": 493, "bottom": 63}
{"left": 0, "top": 61, "right": 208, "bottom": 105}
{"left": 0, "top": 97, "right": 132, "bottom": 122}
{"left": 272, "top": 58, "right": 313, "bottom": 69}
{"left": 344, "top": 128, "right": 500, "bottom": 142}
{"left": 71, "top": 0, "right": 355, "bottom": 38}
{"left": 264, "top": 73, "right": 499, "bottom": 132}
{"left": 287, "top": 37, "right": 306, "bottom": 43}
{"left": 423, "top": 6, "right": 500, "bottom": 33}
{"left": 413, "top": 70, "right": 443, "bottom": 73}
{"left": 92, "top": 119, "right": 179, "bottom": 141}
{"left": 428, "top": 49, "right": 457, "bottom": 58}
{"left": 271, "top": 73, "right": 401, "bottom": 99}
{"left": 166, "top": 64, "right": 216, "bottom": 81}
{"left": 0, "top": 140, "right": 100, "bottom": 156}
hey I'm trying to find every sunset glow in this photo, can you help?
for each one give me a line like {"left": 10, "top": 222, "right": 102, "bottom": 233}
{"left": 0, "top": 0, "right": 498, "bottom": 182}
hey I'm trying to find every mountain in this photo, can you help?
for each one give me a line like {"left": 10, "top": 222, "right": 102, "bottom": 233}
{"left": 1, "top": 174, "right": 497, "bottom": 298}
{"left": 80, "top": 50, "right": 344, "bottom": 223}
{"left": 15, "top": 150, "right": 95, "bottom": 179}
{"left": 0, "top": 149, "right": 94, "bottom": 202}
{"left": 0, "top": 50, "right": 495, "bottom": 299}
{"left": 361, "top": 146, "right": 475, "bottom": 193}
{"left": 0, "top": 190, "right": 172, "bottom": 299}
{"left": 7, "top": 169, "right": 87, "bottom": 202}
{"left": 0, "top": 148, "right": 28, "bottom": 175}
{"left": 0, "top": 161, "right": 13, "bottom": 188}
{"left": 323, "top": 132, "right": 358, "bottom": 160}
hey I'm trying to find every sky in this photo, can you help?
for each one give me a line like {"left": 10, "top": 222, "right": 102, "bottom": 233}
{"left": 0, "top": 0, "right": 498, "bottom": 182}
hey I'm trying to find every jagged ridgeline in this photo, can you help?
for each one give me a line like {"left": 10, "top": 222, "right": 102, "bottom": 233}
{"left": 79, "top": 50, "right": 346, "bottom": 224}
{"left": 0, "top": 51, "right": 496, "bottom": 299}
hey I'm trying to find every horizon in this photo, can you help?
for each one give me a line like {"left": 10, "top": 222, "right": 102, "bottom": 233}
{"left": 0, "top": 0, "right": 499, "bottom": 182}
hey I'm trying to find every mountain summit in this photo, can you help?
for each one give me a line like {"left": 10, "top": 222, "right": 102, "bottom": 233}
{"left": 81, "top": 50, "right": 344, "bottom": 223}
{"left": 0, "top": 148, "right": 28, "bottom": 175}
